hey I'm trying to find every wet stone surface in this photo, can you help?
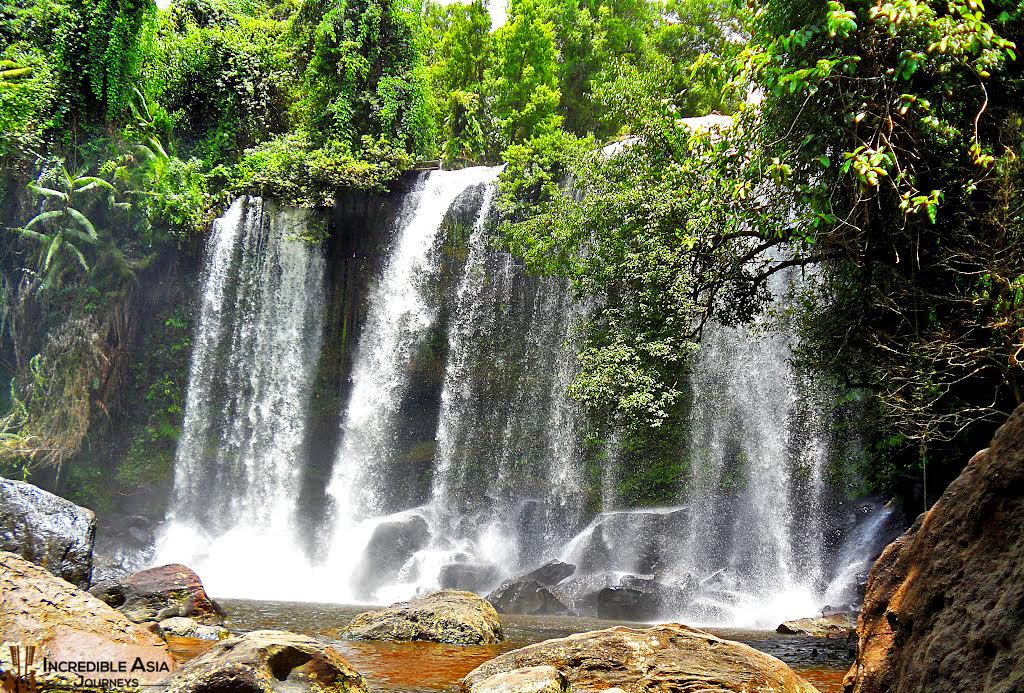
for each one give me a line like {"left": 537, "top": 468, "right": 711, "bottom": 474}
{"left": 165, "top": 599, "right": 853, "bottom": 693}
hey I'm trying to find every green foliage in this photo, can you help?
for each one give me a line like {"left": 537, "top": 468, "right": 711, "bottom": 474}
{"left": 120, "top": 310, "right": 191, "bottom": 490}
{"left": 82, "top": 0, "right": 157, "bottom": 117}
{"left": 16, "top": 164, "right": 113, "bottom": 292}
{"left": 542, "top": 0, "right": 654, "bottom": 135}
{"left": 499, "top": 112, "right": 774, "bottom": 428}
{"left": 0, "top": 47, "right": 57, "bottom": 159}
{"left": 440, "top": 90, "right": 488, "bottom": 167}
{"left": 485, "top": 0, "right": 563, "bottom": 149}
{"left": 148, "top": 4, "right": 292, "bottom": 164}
{"left": 423, "top": 0, "right": 492, "bottom": 162}
{"left": 232, "top": 132, "right": 413, "bottom": 205}
{"left": 292, "top": 0, "right": 436, "bottom": 156}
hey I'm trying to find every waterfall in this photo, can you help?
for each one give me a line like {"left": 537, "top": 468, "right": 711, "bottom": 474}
{"left": 147, "top": 175, "right": 892, "bottom": 619}
{"left": 323, "top": 167, "right": 590, "bottom": 603}
{"left": 324, "top": 167, "right": 505, "bottom": 600}
{"left": 669, "top": 272, "right": 833, "bottom": 628}
{"left": 427, "top": 186, "right": 587, "bottom": 572}
{"left": 156, "top": 197, "right": 327, "bottom": 598}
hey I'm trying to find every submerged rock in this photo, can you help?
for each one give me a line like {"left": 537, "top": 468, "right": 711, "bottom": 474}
{"left": 0, "top": 476, "right": 96, "bottom": 588}
{"left": 487, "top": 580, "right": 574, "bottom": 616}
{"left": 0, "top": 550, "right": 177, "bottom": 686}
{"left": 596, "top": 586, "right": 657, "bottom": 621}
{"left": 342, "top": 589, "right": 504, "bottom": 644}
{"left": 462, "top": 623, "right": 817, "bottom": 693}
{"left": 159, "top": 617, "right": 230, "bottom": 640}
{"left": 777, "top": 613, "right": 855, "bottom": 638}
{"left": 90, "top": 564, "right": 225, "bottom": 625}
{"left": 844, "top": 403, "right": 1024, "bottom": 693}
{"left": 161, "top": 630, "right": 366, "bottom": 693}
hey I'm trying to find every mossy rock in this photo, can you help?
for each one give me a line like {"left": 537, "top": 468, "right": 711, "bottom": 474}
{"left": 341, "top": 589, "right": 504, "bottom": 645}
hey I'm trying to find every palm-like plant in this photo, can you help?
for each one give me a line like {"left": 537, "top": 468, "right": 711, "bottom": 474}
{"left": 128, "top": 85, "right": 168, "bottom": 163}
{"left": 16, "top": 164, "right": 114, "bottom": 291}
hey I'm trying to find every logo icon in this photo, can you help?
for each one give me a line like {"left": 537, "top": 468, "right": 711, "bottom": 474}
{"left": 1, "top": 646, "right": 39, "bottom": 693}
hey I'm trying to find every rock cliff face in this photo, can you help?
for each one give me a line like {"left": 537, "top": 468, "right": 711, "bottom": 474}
{"left": 463, "top": 624, "right": 817, "bottom": 693}
{"left": 844, "top": 403, "right": 1024, "bottom": 693}
{"left": 0, "top": 476, "right": 96, "bottom": 588}
{"left": 0, "top": 551, "right": 177, "bottom": 686}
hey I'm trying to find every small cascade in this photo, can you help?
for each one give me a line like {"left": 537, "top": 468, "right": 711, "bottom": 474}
{"left": 156, "top": 197, "right": 327, "bottom": 598}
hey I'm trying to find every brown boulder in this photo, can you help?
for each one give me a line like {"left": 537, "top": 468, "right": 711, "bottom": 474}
{"left": 90, "top": 564, "right": 225, "bottom": 625}
{"left": 0, "top": 550, "right": 177, "bottom": 687}
{"left": 461, "top": 623, "right": 818, "bottom": 693}
{"left": 844, "top": 403, "right": 1024, "bottom": 693}
{"left": 342, "top": 589, "right": 504, "bottom": 644}
{"left": 161, "top": 630, "right": 367, "bottom": 693}
{"left": 777, "top": 613, "right": 855, "bottom": 637}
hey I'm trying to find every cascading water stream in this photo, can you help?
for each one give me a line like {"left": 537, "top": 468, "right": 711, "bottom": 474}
{"left": 667, "top": 271, "right": 832, "bottom": 627}
{"left": 324, "top": 167, "right": 505, "bottom": 600}
{"left": 156, "top": 197, "right": 327, "bottom": 598}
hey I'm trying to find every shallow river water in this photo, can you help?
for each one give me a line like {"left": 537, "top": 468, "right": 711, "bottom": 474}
{"left": 167, "top": 599, "right": 853, "bottom": 693}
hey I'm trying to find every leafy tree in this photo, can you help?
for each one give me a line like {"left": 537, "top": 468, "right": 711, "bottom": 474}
{"left": 499, "top": 0, "right": 1024, "bottom": 499}
{"left": 735, "top": 0, "right": 1024, "bottom": 493}
{"left": 543, "top": 0, "right": 655, "bottom": 135}
{"left": 485, "top": 0, "right": 563, "bottom": 149}
{"left": 425, "top": 0, "right": 491, "bottom": 99}
{"left": 291, "top": 0, "right": 435, "bottom": 156}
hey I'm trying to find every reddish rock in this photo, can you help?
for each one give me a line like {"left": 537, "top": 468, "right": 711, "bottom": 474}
{"left": 844, "top": 404, "right": 1024, "bottom": 693}
{"left": 161, "top": 630, "right": 368, "bottom": 693}
{"left": 0, "top": 550, "right": 177, "bottom": 686}
{"left": 90, "top": 564, "right": 225, "bottom": 625}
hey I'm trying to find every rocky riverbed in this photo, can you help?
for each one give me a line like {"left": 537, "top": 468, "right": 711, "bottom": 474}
{"left": 189, "top": 598, "right": 854, "bottom": 693}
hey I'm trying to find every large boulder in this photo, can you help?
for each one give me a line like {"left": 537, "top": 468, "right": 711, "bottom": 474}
{"left": 487, "top": 580, "right": 574, "bottom": 616}
{"left": 161, "top": 630, "right": 367, "bottom": 693}
{"left": 843, "top": 404, "right": 1024, "bottom": 693}
{"left": 462, "top": 623, "right": 817, "bottom": 693}
{"left": 342, "top": 589, "right": 504, "bottom": 645}
{"left": 470, "top": 666, "right": 568, "bottom": 693}
{"left": 0, "top": 476, "right": 96, "bottom": 588}
{"left": 90, "top": 564, "right": 225, "bottom": 625}
{"left": 486, "top": 561, "right": 577, "bottom": 616}
{"left": 0, "top": 550, "right": 177, "bottom": 686}
{"left": 352, "top": 514, "right": 430, "bottom": 598}
{"left": 521, "top": 560, "right": 575, "bottom": 586}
